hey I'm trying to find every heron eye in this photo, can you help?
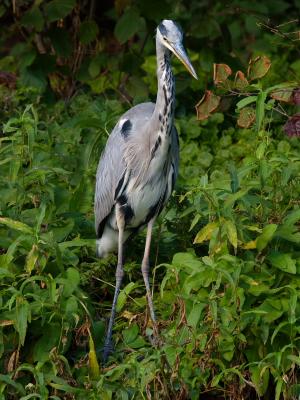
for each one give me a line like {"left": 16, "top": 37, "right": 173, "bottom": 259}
{"left": 163, "top": 36, "right": 167, "bottom": 40}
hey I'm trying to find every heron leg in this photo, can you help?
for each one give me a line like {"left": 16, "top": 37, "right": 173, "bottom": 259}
{"left": 141, "top": 218, "right": 158, "bottom": 334}
{"left": 103, "top": 206, "right": 125, "bottom": 364}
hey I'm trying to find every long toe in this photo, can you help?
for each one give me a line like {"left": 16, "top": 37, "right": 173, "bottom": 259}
{"left": 147, "top": 329, "right": 163, "bottom": 348}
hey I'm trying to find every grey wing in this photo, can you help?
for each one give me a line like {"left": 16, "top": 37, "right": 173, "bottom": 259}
{"left": 94, "top": 102, "right": 155, "bottom": 237}
{"left": 94, "top": 133, "right": 124, "bottom": 237}
{"left": 171, "top": 124, "right": 179, "bottom": 188}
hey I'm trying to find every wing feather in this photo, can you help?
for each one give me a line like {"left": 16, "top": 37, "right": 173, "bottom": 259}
{"left": 94, "top": 102, "right": 155, "bottom": 236}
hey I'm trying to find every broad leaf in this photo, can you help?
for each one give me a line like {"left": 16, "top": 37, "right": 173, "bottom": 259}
{"left": 236, "top": 96, "right": 257, "bottom": 110}
{"left": 256, "top": 91, "right": 267, "bottom": 132}
{"left": 248, "top": 56, "right": 271, "bottom": 80}
{"left": 25, "top": 244, "right": 39, "bottom": 274}
{"left": 237, "top": 106, "right": 256, "bottom": 128}
{"left": 44, "top": 0, "right": 76, "bottom": 22}
{"left": 234, "top": 71, "right": 249, "bottom": 90}
{"left": 88, "top": 332, "right": 100, "bottom": 379}
{"left": 213, "top": 63, "right": 232, "bottom": 85}
{"left": 15, "top": 297, "right": 30, "bottom": 346}
{"left": 114, "top": 9, "right": 144, "bottom": 44}
{"left": 21, "top": 6, "right": 44, "bottom": 31}
{"left": 195, "top": 90, "right": 220, "bottom": 120}
{"left": 116, "top": 282, "right": 137, "bottom": 312}
{"left": 267, "top": 252, "right": 296, "bottom": 274}
{"left": 79, "top": 20, "right": 99, "bottom": 44}
{"left": 194, "top": 221, "right": 218, "bottom": 244}
{"left": 256, "top": 224, "right": 277, "bottom": 251}
{"left": 271, "top": 88, "right": 294, "bottom": 103}
{"left": 0, "top": 217, "right": 33, "bottom": 235}
{"left": 225, "top": 220, "right": 237, "bottom": 249}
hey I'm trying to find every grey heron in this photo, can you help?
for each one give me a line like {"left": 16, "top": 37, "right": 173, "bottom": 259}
{"left": 94, "top": 19, "right": 198, "bottom": 362}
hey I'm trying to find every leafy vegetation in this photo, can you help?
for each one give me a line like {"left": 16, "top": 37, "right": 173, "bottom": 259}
{"left": 0, "top": 1, "right": 300, "bottom": 399}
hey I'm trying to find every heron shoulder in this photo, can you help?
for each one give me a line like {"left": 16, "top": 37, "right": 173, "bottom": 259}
{"left": 122, "top": 102, "right": 155, "bottom": 121}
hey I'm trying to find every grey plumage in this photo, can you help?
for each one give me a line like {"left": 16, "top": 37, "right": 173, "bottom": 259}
{"left": 95, "top": 103, "right": 179, "bottom": 257}
{"left": 94, "top": 19, "right": 197, "bottom": 363}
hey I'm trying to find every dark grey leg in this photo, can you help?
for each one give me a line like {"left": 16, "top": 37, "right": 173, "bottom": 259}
{"left": 141, "top": 218, "right": 157, "bottom": 332}
{"left": 103, "top": 206, "right": 125, "bottom": 364}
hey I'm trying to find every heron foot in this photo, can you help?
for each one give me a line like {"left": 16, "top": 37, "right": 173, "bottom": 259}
{"left": 147, "top": 325, "right": 163, "bottom": 348}
{"left": 148, "top": 333, "right": 164, "bottom": 348}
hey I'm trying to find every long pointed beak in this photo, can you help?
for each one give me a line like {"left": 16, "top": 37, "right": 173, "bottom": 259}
{"left": 171, "top": 43, "right": 198, "bottom": 80}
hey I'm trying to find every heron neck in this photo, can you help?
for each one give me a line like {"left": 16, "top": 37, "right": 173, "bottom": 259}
{"left": 152, "top": 39, "right": 175, "bottom": 135}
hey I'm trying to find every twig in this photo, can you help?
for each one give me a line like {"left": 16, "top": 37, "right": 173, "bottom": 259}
{"left": 258, "top": 20, "right": 300, "bottom": 56}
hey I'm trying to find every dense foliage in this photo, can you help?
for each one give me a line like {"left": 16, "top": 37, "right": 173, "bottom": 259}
{"left": 0, "top": 0, "right": 300, "bottom": 399}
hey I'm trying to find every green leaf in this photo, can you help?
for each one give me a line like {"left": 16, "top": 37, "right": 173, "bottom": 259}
{"left": 256, "top": 142, "right": 266, "bottom": 159}
{"left": 79, "top": 20, "right": 99, "bottom": 44}
{"left": 123, "top": 323, "right": 139, "bottom": 344}
{"left": 20, "top": 66, "right": 47, "bottom": 90}
{"left": 136, "top": 0, "right": 171, "bottom": 20}
{"left": 172, "top": 252, "right": 203, "bottom": 272}
{"left": 187, "top": 303, "right": 205, "bottom": 328}
{"left": 128, "top": 336, "right": 146, "bottom": 349}
{"left": 236, "top": 95, "right": 257, "bottom": 110}
{"left": 224, "top": 188, "right": 249, "bottom": 208}
{"left": 20, "top": 394, "right": 42, "bottom": 399}
{"left": 114, "top": 9, "right": 144, "bottom": 44}
{"left": 88, "top": 332, "right": 100, "bottom": 379}
{"left": 189, "top": 213, "right": 202, "bottom": 231}
{"left": 87, "top": 75, "right": 110, "bottom": 94}
{"left": 249, "top": 365, "right": 269, "bottom": 396}
{"left": 48, "top": 27, "right": 72, "bottom": 57}
{"left": 127, "top": 76, "right": 148, "bottom": 100}
{"left": 62, "top": 268, "right": 80, "bottom": 297}
{"left": 35, "top": 202, "right": 46, "bottom": 235}
{"left": 211, "top": 372, "right": 222, "bottom": 387}
{"left": 256, "top": 91, "right": 267, "bottom": 132}
{"left": 11, "top": 43, "right": 36, "bottom": 68}
{"left": 256, "top": 224, "right": 277, "bottom": 251}
{"left": 267, "top": 252, "right": 296, "bottom": 274}
{"left": 116, "top": 282, "right": 137, "bottom": 312}
{"left": 88, "top": 56, "right": 104, "bottom": 78}
{"left": 21, "top": 6, "right": 44, "bottom": 31}
{"left": 194, "top": 221, "right": 218, "bottom": 244}
{"left": 51, "top": 219, "right": 74, "bottom": 242}
{"left": 163, "top": 345, "right": 178, "bottom": 367}
{"left": 275, "top": 377, "right": 283, "bottom": 400}
{"left": 44, "top": 0, "right": 76, "bottom": 22}
{"left": 33, "top": 323, "right": 61, "bottom": 362}
{"left": 58, "top": 238, "right": 95, "bottom": 250}
{"left": 225, "top": 220, "right": 237, "bottom": 249}
{"left": 271, "top": 321, "right": 290, "bottom": 344}
{"left": 15, "top": 297, "right": 30, "bottom": 346}
{"left": 69, "top": 176, "right": 93, "bottom": 213}
{"left": 25, "top": 244, "right": 39, "bottom": 274}
{"left": 0, "top": 374, "right": 26, "bottom": 396}
{"left": 65, "top": 296, "right": 78, "bottom": 314}
{"left": 287, "top": 355, "right": 300, "bottom": 367}
{"left": 0, "top": 217, "right": 33, "bottom": 235}
{"left": 283, "top": 209, "right": 300, "bottom": 225}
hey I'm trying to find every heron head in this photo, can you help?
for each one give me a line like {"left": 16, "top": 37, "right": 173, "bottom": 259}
{"left": 157, "top": 20, "right": 198, "bottom": 80}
